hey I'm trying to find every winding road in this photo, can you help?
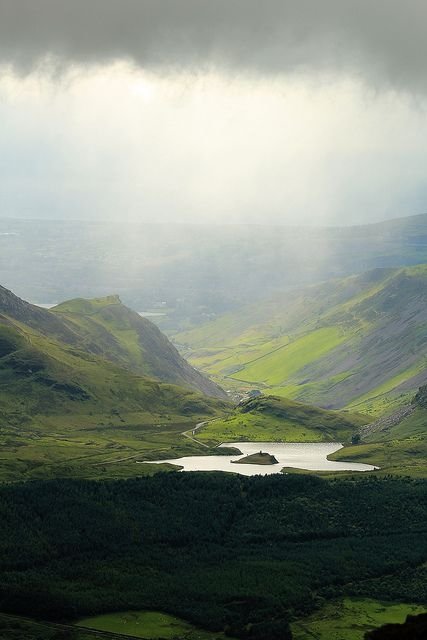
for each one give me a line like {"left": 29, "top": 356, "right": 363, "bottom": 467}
{"left": 181, "top": 421, "right": 210, "bottom": 447}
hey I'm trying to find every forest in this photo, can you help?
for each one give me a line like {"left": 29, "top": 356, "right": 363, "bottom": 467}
{"left": 0, "top": 473, "right": 426, "bottom": 639}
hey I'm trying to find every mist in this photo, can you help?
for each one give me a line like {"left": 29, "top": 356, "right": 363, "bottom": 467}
{"left": 1, "top": 65, "right": 427, "bottom": 226}
{"left": 0, "top": 1, "right": 427, "bottom": 226}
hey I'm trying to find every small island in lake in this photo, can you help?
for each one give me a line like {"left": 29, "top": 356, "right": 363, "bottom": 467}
{"left": 231, "top": 451, "right": 279, "bottom": 465}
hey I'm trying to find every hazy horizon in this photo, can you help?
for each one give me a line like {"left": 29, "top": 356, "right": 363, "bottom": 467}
{"left": 1, "top": 211, "right": 427, "bottom": 229}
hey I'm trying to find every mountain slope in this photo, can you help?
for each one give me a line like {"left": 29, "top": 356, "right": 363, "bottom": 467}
{"left": 0, "top": 285, "right": 225, "bottom": 399}
{"left": 0, "top": 287, "right": 229, "bottom": 481}
{"left": 51, "top": 295, "right": 225, "bottom": 398}
{"left": 0, "top": 285, "right": 227, "bottom": 425}
{"left": 176, "top": 265, "right": 427, "bottom": 415}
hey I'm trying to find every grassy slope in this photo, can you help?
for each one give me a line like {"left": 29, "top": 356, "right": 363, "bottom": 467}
{"left": 176, "top": 266, "right": 427, "bottom": 415}
{"left": 198, "top": 396, "right": 366, "bottom": 445}
{"left": 329, "top": 384, "right": 427, "bottom": 477}
{"left": 52, "top": 296, "right": 225, "bottom": 399}
{"left": 0, "top": 301, "right": 229, "bottom": 482}
{"left": 0, "top": 611, "right": 236, "bottom": 640}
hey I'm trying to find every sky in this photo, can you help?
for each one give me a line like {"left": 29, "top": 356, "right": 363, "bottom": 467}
{"left": 1, "top": 0, "right": 427, "bottom": 227}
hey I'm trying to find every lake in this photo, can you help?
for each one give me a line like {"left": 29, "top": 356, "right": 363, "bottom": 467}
{"left": 143, "top": 442, "right": 378, "bottom": 476}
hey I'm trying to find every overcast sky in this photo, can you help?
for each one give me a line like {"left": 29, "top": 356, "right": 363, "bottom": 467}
{"left": 1, "top": 0, "right": 427, "bottom": 226}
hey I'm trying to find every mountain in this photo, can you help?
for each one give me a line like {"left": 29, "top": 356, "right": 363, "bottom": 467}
{"left": 0, "top": 286, "right": 225, "bottom": 399}
{"left": 0, "top": 285, "right": 228, "bottom": 481}
{"left": 1, "top": 213, "right": 427, "bottom": 332}
{"left": 176, "top": 265, "right": 427, "bottom": 416}
{"left": 51, "top": 295, "right": 226, "bottom": 398}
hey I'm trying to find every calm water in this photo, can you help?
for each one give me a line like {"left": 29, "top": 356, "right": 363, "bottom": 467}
{"left": 142, "top": 442, "right": 377, "bottom": 476}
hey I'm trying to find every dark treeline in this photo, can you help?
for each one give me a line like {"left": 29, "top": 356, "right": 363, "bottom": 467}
{"left": 0, "top": 473, "right": 426, "bottom": 640}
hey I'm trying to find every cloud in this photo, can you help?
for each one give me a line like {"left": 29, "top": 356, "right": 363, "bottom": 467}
{"left": 1, "top": 67, "right": 426, "bottom": 226}
{"left": 0, "top": 1, "right": 427, "bottom": 92}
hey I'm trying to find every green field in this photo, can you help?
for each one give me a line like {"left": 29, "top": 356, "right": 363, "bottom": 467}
{"left": 77, "top": 610, "right": 233, "bottom": 639}
{"left": 292, "top": 598, "right": 427, "bottom": 640}
{"left": 0, "top": 416, "right": 221, "bottom": 482}
{"left": 231, "top": 327, "right": 346, "bottom": 386}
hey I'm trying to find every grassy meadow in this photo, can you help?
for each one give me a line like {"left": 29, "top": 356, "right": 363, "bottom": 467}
{"left": 292, "top": 598, "right": 427, "bottom": 640}
{"left": 77, "top": 610, "right": 235, "bottom": 639}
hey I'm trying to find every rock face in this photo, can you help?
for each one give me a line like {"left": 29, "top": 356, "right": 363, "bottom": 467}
{"left": 232, "top": 452, "right": 279, "bottom": 465}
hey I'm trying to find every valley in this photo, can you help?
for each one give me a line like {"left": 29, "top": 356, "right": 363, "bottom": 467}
{"left": 0, "top": 279, "right": 426, "bottom": 480}
{"left": 176, "top": 265, "right": 427, "bottom": 416}
{"left": 0, "top": 229, "right": 426, "bottom": 639}
{"left": 2, "top": 4, "right": 427, "bottom": 637}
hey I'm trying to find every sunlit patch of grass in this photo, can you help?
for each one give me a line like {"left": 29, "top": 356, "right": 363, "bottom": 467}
{"left": 292, "top": 598, "right": 427, "bottom": 640}
{"left": 230, "top": 327, "right": 347, "bottom": 386}
{"left": 77, "top": 610, "right": 234, "bottom": 640}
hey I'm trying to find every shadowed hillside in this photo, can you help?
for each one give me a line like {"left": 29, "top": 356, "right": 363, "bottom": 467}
{"left": 365, "top": 613, "right": 427, "bottom": 639}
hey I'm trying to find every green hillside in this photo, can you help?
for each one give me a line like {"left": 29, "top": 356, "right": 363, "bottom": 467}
{"left": 330, "top": 383, "right": 427, "bottom": 477}
{"left": 197, "top": 395, "right": 366, "bottom": 445}
{"left": 0, "top": 283, "right": 224, "bottom": 399}
{"left": 176, "top": 266, "right": 427, "bottom": 416}
{"left": 51, "top": 295, "right": 226, "bottom": 398}
{"left": 0, "top": 286, "right": 229, "bottom": 482}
